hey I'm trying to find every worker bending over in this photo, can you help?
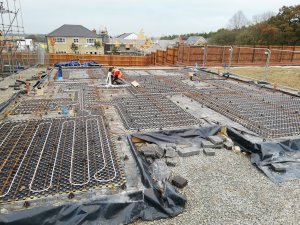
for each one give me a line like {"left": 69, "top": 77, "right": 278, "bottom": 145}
{"left": 106, "top": 67, "right": 124, "bottom": 86}
{"left": 111, "top": 68, "right": 124, "bottom": 85}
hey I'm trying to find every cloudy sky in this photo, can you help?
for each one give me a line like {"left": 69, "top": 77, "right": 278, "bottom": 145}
{"left": 20, "top": 0, "right": 298, "bottom": 36}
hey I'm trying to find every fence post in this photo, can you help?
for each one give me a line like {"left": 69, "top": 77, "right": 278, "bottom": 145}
{"left": 202, "top": 46, "right": 206, "bottom": 68}
{"left": 264, "top": 49, "right": 271, "bottom": 81}
{"left": 109, "top": 55, "right": 112, "bottom": 66}
{"left": 221, "top": 46, "right": 225, "bottom": 64}
{"left": 291, "top": 45, "right": 295, "bottom": 63}
{"left": 279, "top": 45, "right": 283, "bottom": 63}
{"left": 173, "top": 48, "right": 176, "bottom": 65}
{"left": 252, "top": 48, "right": 255, "bottom": 63}
{"left": 187, "top": 46, "right": 191, "bottom": 65}
{"left": 237, "top": 47, "right": 241, "bottom": 64}
{"left": 181, "top": 46, "right": 185, "bottom": 63}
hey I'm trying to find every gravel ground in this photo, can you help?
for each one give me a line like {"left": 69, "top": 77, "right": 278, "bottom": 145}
{"left": 134, "top": 148, "right": 300, "bottom": 225}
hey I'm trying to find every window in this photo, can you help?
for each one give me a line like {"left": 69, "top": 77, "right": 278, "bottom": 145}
{"left": 75, "top": 50, "right": 80, "bottom": 54}
{"left": 73, "top": 38, "right": 79, "bottom": 43}
{"left": 86, "top": 38, "right": 95, "bottom": 44}
{"left": 55, "top": 50, "right": 66, "bottom": 54}
{"left": 94, "top": 52, "right": 97, "bottom": 55}
{"left": 55, "top": 37, "right": 66, "bottom": 43}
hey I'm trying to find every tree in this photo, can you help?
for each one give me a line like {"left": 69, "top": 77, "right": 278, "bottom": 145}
{"left": 160, "top": 34, "right": 178, "bottom": 40}
{"left": 208, "top": 29, "right": 238, "bottom": 45}
{"left": 268, "top": 5, "right": 300, "bottom": 45}
{"left": 94, "top": 40, "right": 102, "bottom": 49}
{"left": 26, "top": 34, "right": 38, "bottom": 43}
{"left": 228, "top": 10, "right": 249, "bottom": 30}
{"left": 235, "top": 28, "right": 257, "bottom": 45}
{"left": 252, "top": 11, "right": 275, "bottom": 24}
{"left": 161, "top": 5, "right": 299, "bottom": 46}
{"left": 111, "top": 46, "right": 118, "bottom": 55}
{"left": 70, "top": 43, "right": 78, "bottom": 53}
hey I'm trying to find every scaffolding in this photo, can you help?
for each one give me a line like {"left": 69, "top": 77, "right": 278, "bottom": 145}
{"left": 0, "top": 0, "right": 30, "bottom": 76}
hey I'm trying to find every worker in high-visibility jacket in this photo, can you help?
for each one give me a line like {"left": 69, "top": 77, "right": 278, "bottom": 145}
{"left": 111, "top": 68, "right": 124, "bottom": 85}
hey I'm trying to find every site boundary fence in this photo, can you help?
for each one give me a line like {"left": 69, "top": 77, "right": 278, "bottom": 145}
{"left": 153, "top": 45, "right": 300, "bottom": 67}
{"left": 1, "top": 45, "right": 300, "bottom": 68}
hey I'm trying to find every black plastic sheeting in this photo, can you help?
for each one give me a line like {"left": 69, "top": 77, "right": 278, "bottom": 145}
{"left": 1, "top": 125, "right": 299, "bottom": 224}
{"left": 131, "top": 125, "right": 221, "bottom": 146}
{"left": 250, "top": 139, "right": 300, "bottom": 183}
{"left": 133, "top": 126, "right": 300, "bottom": 183}
{"left": 0, "top": 185, "right": 184, "bottom": 225}
{"left": 0, "top": 92, "right": 21, "bottom": 113}
{"left": 228, "top": 128, "right": 300, "bottom": 183}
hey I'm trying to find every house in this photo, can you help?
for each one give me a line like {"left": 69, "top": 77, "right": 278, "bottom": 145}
{"left": 185, "top": 36, "right": 207, "bottom": 46}
{"left": 104, "top": 38, "right": 144, "bottom": 55}
{"left": 18, "top": 39, "right": 35, "bottom": 51}
{"left": 173, "top": 35, "right": 188, "bottom": 45}
{"left": 104, "top": 30, "right": 147, "bottom": 55}
{"left": 143, "top": 39, "right": 177, "bottom": 54}
{"left": 47, "top": 24, "right": 104, "bottom": 54}
{"left": 116, "top": 33, "right": 138, "bottom": 40}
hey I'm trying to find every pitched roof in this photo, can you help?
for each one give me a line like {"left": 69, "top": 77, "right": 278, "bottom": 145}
{"left": 48, "top": 24, "right": 99, "bottom": 38}
{"left": 116, "top": 33, "right": 136, "bottom": 39}
{"left": 185, "top": 36, "right": 207, "bottom": 45}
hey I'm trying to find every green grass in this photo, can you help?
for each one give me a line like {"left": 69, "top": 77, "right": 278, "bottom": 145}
{"left": 208, "top": 67, "right": 300, "bottom": 90}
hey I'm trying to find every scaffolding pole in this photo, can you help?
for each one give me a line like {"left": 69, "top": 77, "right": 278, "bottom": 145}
{"left": 0, "top": 0, "right": 28, "bottom": 77}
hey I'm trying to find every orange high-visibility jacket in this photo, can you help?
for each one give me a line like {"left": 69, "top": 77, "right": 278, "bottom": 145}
{"left": 112, "top": 69, "right": 123, "bottom": 78}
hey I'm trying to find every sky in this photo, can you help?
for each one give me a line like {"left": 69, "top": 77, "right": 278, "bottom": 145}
{"left": 20, "top": 0, "right": 299, "bottom": 37}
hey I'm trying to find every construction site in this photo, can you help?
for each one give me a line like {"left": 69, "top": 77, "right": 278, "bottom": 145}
{"left": 1, "top": 1, "right": 300, "bottom": 225}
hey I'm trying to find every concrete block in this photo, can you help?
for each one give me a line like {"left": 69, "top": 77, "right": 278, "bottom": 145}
{"left": 141, "top": 144, "right": 163, "bottom": 159}
{"left": 155, "top": 147, "right": 164, "bottom": 158}
{"left": 166, "top": 143, "right": 177, "bottom": 150}
{"left": 166, "top": 158, "right": 177, "bottom": 167}
{"left": 201, "top": 140, "right": 215, "bottom": 148}
{"left": 207, "top": 135, "right": 225, "bottom": 145}
{"left": 36, "top": 87, "right": 44, "bottom": 96}
{"left": 145, "top": 157, "right": 154, "bottom": 164}
{"left": 143, "top": 149, "right": 156, "bottom": 158}
{"left": 172, "top": 175, "right": 188, "bottom": 188}
{"left": 131, "top": 81, "right": 140, "bottom": 87}
{"left": 223, "top": 141, "right": 233, "bottom": 150}
{"left": 271, "top": 163, "right": 287, "bottom": 173}
{"left": 165, "top": 147, "right": 177, "bottom": 158}
{"left": 203, "top": 148, "right": 215, "bottom": 156}
{"left": 178, "top": 146, "right": 200, "bottom": 157}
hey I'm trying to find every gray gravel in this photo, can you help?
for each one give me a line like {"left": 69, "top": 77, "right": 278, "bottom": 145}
{"left": 134, "top": 148, "right": 300, "bottom": 225}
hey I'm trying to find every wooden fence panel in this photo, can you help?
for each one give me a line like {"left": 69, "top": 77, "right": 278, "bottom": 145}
{"left": 156, "top": 50, "right": 166, "bottom": 65}
{"left": 46, "top": 54, "right": 152, "bottom": 66}
{"left": 206, "top": 46, "right": 227, "bottom": 66}
{"left": 3, "top": 45, "right": 300, "bottom": 69}
{"left": 188, "top": 47, "right": 203, "bottom": 65}
{"left": 166, "top": 48, "right": 177, "bottom": 65}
